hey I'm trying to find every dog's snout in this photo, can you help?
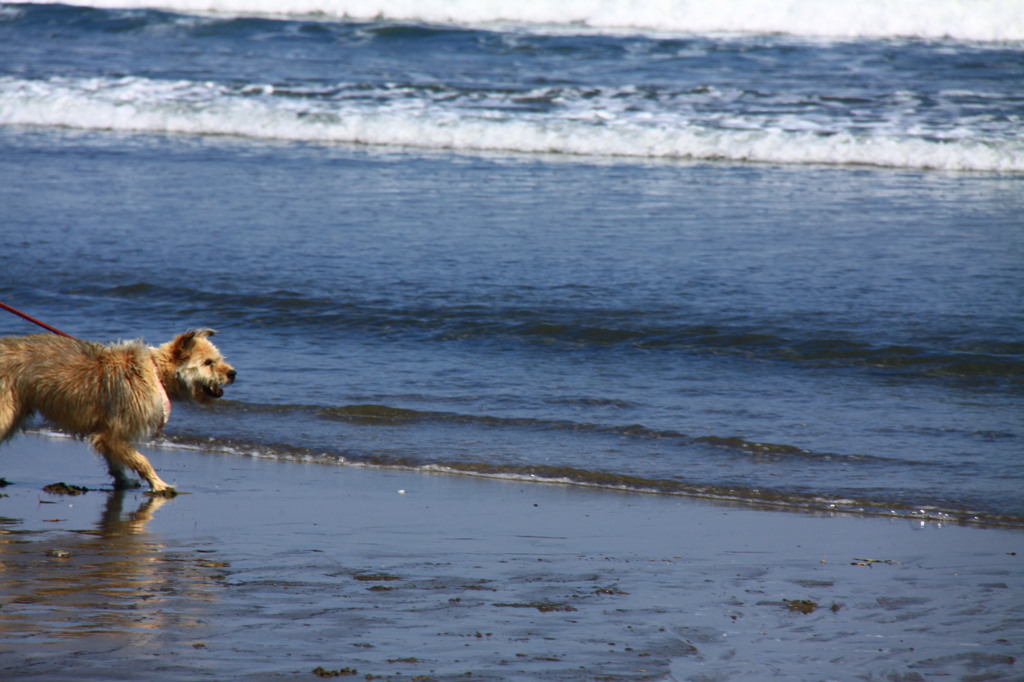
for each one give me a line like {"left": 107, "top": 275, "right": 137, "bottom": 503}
{"left": 227, "top": 369, "right": 237, "bottom": 382}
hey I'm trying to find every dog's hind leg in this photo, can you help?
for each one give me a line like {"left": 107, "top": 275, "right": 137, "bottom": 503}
{"left": 90, "top": 434, "right": 176, "bottom": 496}
{"left": 102, "top": 454, "right": 142, "bottom": 491}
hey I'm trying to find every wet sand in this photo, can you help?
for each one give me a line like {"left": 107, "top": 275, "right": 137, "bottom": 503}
{"left": 1, "top": 434, "right": 1020, "bottom": 681}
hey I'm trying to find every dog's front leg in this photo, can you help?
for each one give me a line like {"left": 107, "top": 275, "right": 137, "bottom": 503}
{"left": 90, "top": 434, "right": 177, "bottom": 496}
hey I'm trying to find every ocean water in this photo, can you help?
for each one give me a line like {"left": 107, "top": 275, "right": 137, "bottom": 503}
{"left": 1, "top": 1, "right": 1022, "bottom": 526}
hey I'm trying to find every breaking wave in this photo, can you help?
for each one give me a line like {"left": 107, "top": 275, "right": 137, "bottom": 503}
{"left": 2, "top": 75, "right": 1021, "bottom": 172}
{"left": 22, "top": 0, "right": 1024, "bottom": 42}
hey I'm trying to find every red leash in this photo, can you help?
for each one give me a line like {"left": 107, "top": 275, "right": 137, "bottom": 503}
{"left": 0, "top": 300, "right": 74, "bottom": 338}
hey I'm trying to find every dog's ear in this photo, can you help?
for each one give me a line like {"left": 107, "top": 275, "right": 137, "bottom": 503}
{"left": 168, "top": 329, "right": 217, "bottom": 358}
{"left": 179, "top": 328, "right": 217, "bottom": 348}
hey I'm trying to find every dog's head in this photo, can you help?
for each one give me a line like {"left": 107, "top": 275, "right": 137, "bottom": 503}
{"left": 158, "top": 329, "right": 236, "bottom": 404}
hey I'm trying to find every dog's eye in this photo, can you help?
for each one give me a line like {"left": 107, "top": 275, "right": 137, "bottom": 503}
{"left": 204, "top": 359, "right": 214, "bottom": 366}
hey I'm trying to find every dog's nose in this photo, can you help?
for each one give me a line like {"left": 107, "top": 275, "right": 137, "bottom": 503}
{"left": 227, "top": 370, "right": 237, "bottom": 382}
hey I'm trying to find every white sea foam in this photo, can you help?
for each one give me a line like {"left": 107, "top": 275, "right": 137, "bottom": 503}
{"left": 24, "top": 0, "right": 1024, "bottom": 42}
{"left": 2, "top": 76, "right": 1021, "bottom": 172}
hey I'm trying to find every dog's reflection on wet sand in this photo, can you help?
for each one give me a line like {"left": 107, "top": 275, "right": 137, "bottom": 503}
{"left": 0, "top": 490, "right": 227, "bottom": 645}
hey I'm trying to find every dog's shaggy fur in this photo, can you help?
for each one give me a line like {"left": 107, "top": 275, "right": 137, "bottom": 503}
{"left": 0, "top": 329, "right": 235, "bottom": 495}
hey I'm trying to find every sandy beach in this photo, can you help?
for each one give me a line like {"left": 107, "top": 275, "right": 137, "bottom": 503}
{"left": 0, "top": 434, "right": 1019, "bottom": 681}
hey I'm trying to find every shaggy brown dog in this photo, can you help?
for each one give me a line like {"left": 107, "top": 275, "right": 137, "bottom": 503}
{"left": 0, "top": 329, "right": 235, "bottom": 495}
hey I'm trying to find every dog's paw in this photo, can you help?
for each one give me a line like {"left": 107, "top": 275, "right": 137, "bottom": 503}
{"left": 146, "top": 487, "right": 179, "bottom": 498}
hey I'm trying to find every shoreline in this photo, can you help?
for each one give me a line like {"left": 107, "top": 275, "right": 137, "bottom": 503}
{"left": 1, "top": 433, "right": 1021, "bottom": 681}
{"left": 161, "top": 431, "right": 1024, "bottom": 530}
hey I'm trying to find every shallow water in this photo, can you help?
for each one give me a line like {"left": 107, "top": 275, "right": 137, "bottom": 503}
{"left": 1, "top": 1, "right": 1022, "bottom": 525}
{"left": 2, "top": 127, "right": 1021, "bottom": 525}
